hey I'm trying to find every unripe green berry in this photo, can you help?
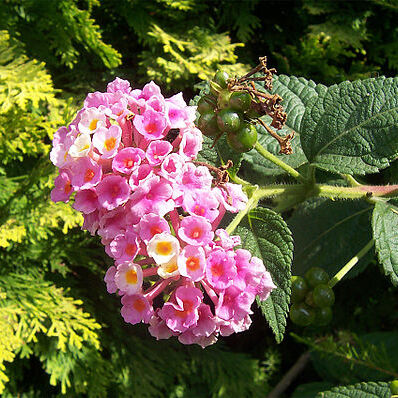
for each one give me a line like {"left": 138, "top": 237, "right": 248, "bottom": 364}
{"left": 198, "top": 111, "right": 220, "bottom": 137}
{"left": 217, "top": 90, "right": 232, "bottom": 109}
{"left": 213, "top": 70, "right": 229, "bottom": 89}
{"left": 304, "top": 267, "right": 330, "bottom": 288}
{"left": 291, "top": 276, "right": 308, "bottom": 303}
{"left": 229, "top": 91, "right": 252, "bottom": 112}
{"left": 197, "top": 95, "right": 216, "bottom": 114}
{"left": 217, "top": 108, "right": 242, "bottom": 134}
{"left": 289, "top": 303, "right": 316, "bottom": 327}
{"left": 313, "top": 284, "right": 335, "bottom": 308}
{"left": 226, "top": 122, "right": 257, "bottom": 153}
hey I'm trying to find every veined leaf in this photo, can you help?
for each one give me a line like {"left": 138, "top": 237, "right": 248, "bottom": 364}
{"left": 301, "top": 77, "right": 398, "bottom": 174}
{"left": 243, "top": 75, "right": 327, "bottom": 176}
{"left": 372, "top": 201, "right": 398, "bottom": 286}
{"left": 316, "top": 381, "right": 391, "bottom": 398}
{"left": 236, "top": 207, "right": 293, "bottom": 343}
{"left": 288, "top": 198, "right": 373, "bottom": 278}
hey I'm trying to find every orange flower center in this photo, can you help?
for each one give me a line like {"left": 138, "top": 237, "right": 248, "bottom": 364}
{"left": 211, "top": 263, "right": 224, "bottom": 277}
{"left": 156, "top": 241, "right": 173, "bottom": 255}
{"left": 194, "top": 205, "right": 205, "bottom": 216}
{"left": 125, "top": 269, "right": 138, "bottom": 284}
{"left": 133, "top": 298, "right": 146, "bottom": 312}
{"left": 64, "top": 181, "right": 72, "bottom": 194}
{"left": 124, "top": 158, "right": 134, "bottom": 168}
{"left": 89, "top": 119, "right": 99, "bottom": 131}
{"left": 150, "top": 226, "right": 163, "bottom": 237}
{"left": 165, "top": 261, "right": 178, "bottom": 273}
{"left": 190, "top": 227, "right": 202, "bottom": 239}
{"left": 84, "top": 168, "right": 95, "bottom": 182}
{"left": 125, "top": 243, "right": 137, "bottom": 256}
{"left": 145, "top": 122, "right": 157, "bottom": 134}
{"left": 186, "top": 256, "right": 200, "bottom": 271}
{"left": 104, "top": 137, "right": 117, "bottom": 151}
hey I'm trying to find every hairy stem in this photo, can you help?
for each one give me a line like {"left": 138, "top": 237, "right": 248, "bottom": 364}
{"left": 329, "top": 239, "right": 375, "bottom": 288}
{"left": 225, "top": 189, "right": 260, "bottom": 235}
{"left": 254, "top": 141, "right": 306, "bottom": 182}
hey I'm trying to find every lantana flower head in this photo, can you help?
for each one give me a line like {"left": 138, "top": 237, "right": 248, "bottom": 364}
{"left": 50, "top": 77, "right": 276, "bottom": 347}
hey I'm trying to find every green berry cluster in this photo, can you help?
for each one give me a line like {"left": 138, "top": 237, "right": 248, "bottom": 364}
{"left": 197, "top": 71, "right": 258, "bottom": 153}
{"left": 289, "top": 267, "right": 335, "bottom": 327}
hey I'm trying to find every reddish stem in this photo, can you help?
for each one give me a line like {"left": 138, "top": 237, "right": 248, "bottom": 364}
{"left": 144, "top": 278, "right": 173, "bottom": 302}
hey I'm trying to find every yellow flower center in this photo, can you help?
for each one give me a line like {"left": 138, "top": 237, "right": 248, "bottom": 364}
{"left": 104, "top": 137, "right": 116, "bottom": 151}
{"left": 89, "top": 119, "right": 99, "bottom": 131}
{"left": 125, "top": 269, "right": 138, "bottom": 284}
{"left": 156, "top": 241, "right": 173, "bottom": 256}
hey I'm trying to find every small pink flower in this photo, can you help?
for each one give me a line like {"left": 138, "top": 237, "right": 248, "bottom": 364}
{"left": 219, "top": 315, "right": 252, "bottom": 337}
{"left": 216, "top": 286, "right": 255, "bottom": 321}
{"left": 129, "top": 164, "right": 154, "bottom": 188}
{"left": 215, "top": 229, "right": 241, "bottom": 250}
{"left": 133, "top": 108, "right": 169, "bottom": 141}
{"left": 166, "top": 100, "right": 187, "bottom": 129}
{"left": 146, "top": 140, "right": 172, "bottom": 165}
{"left": 112, "top": 147, "right": 145, "bottom": 174}
{"left": 206, "top": 248, "right": 237, "bottom": 290}
{"left": 140, "top": 81, "right": 161, "bottom": 100}
{"left": 249, "top": 257, "right": 276, "bottom": 301}
{"left": 121, "top": 294, "right": 153, "bottom": 324}
{"left": 148, "top": 311, "right": 174, "bottom": 340}
{"left": 178, "top": 245, "right": 206, "bottom": 282}
{"left": 159, "top": 286, "right": 203, "bottom": 333}
{"left": 178, "top": 215, "right": 214, "bottom": 246}
{"left": 109, "top": 228, "right": 140, "bottom": 262}
{"left": 213, "top": 183, "right": 248, "bottom": 213}
{"left": 183, "top": 190, "right": 219, "bottom": 222}
{"left": 78, "top": 107, "right": 107, "bottom": 135}
{"left": 82, "top": 210, "right": 100, "bottom": 235}
{"left": 73, "top": 188, "right": 99, "bottom": 214}
{"left": 160, "top": 153, "right": 185, "bottom": 181}
{"left": 70, "top": 157, "right": 102, "bottom": 189}
{"left": 128, "top": 176, "right": 173, "bottom": 223}
{"left": 92, "top": 125, "right": 122, "bottom": 159}
{"left": 138, "top": 213, "right": 171, "bottom": 243}
{"left": 97, "top": 206, "right": 130, "bottom": 239}
{"left": 51, "top": 169, "right": 74, "bottom": 203}
{"left": 191, "top": 304, "right": 217, "bottom": 337}
{"left": 179, "top": 127, "right": 203, "bottom": 160}
{"left": 114, "top": 262, "right": 143, "bottom": 295}
{"left": 107, "top": 77, "right": 131, "bottom": 94}
{"left": 146, "top": 95, "right": 166, "bottom": 113}
{"left": 104, "top": 266, "right": 117, "bottom": 294}
{"left": 96, "top": 175, "right": 131, "bottom": 210}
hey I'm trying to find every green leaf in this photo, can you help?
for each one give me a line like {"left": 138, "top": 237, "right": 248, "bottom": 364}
{"left": 272, "top": 75, "right": 328, "bottom": 132}
{"left": 309, "top": 332, "right": 398, "bottom": 384}
{"left": 243, "top": 75, "right": 326, "bottom": 176}
{"left": 242, "top": 123, "right": 307, "bottom": 176}
{"left": 372, "top": 201, "right": 398, "bottom": 286}
{"left": 288, "top": 198, "right": 373, "bottom": 278}
{"left": 292, "top": 382, "right": 334, "bottom": 398}
{"left": 316, "top": 381, "right": 391, "bottom": 398}
{"left": 301, "top": 77, "right": 398, "bottom": 174}
{"left": 236, "top": 207, "right": 293, "bottom": 343}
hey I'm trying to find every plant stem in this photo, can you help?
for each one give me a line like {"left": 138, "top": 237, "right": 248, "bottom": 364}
{"left": 254, "top": 141, "right": 307, "bottom": 182}
{"left": 316, "top": 184, "right": 398, "bottom": 200}
{"left": 329, "top": 239, "right": 375, "bottom": 288}
{"left": 225, "top": 188, "right": 260, "bottom": 235}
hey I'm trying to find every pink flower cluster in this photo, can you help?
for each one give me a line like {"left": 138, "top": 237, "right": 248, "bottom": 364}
{"left": 50, "top": 78, "right": 276, "bottom": 347}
